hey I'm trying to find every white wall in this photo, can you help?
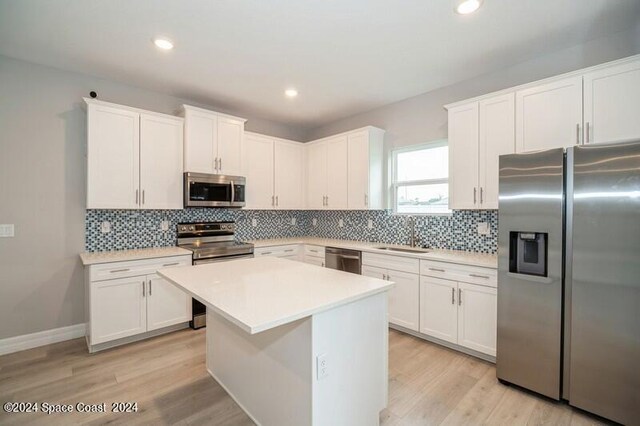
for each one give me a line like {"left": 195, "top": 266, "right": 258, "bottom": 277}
{"left": 305, "top": 27, "right": 640, "bottom": 145}
{"left": 0, "top": 55, "right": 304, "bottom": 340}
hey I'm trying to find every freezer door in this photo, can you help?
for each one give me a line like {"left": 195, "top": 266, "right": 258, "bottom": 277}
{"left": 497, "top": 148, "right": 564, "bottom": 400}
{"left": 568, "top": 141, "right": 640, "bottom": 425}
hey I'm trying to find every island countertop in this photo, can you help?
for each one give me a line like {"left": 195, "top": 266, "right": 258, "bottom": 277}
{"left": 158, "top": 256, "right": 394, "bottom": 334}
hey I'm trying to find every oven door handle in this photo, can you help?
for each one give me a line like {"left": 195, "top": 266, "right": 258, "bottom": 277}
{"left": 230, "top": 180, "right": 235, "bottom": 204}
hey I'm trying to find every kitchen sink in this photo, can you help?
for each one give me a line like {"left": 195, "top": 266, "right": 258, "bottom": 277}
{"left": 375, "top": 246, "right": 430, "bottom": 254}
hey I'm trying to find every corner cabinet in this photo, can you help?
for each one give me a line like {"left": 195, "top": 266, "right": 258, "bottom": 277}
{"left": 243, "top": 132, "right": 304, "bottom": 209}
{"left": 306, "top": 126, "right": 385, "bottom": 210}
{"left": 86, "top": 98, "right": 183, "bottom": 210}
{"left": 86, "top": 255, "right": 192, "bottom": 352}
{"left": 182, "top": 105, "right": 246, "bottom": 176}
{"left": 448, "top": 94, "right": 515, "bottom": 210}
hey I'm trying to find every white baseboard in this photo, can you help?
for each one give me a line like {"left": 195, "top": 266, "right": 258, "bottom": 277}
{"left": 0, "top": 323, "right": 87, "bottom": 356}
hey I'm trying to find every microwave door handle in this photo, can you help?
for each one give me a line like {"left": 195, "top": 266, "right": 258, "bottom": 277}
{"left": 230, "top": 181, "right": 235, "bottom": 204}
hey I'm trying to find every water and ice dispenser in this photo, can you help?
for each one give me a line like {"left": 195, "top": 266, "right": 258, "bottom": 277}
{"left": 509, "top": 232, "right": 548, "bottom": 277}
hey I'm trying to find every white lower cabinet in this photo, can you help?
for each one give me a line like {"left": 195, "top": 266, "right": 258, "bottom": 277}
{"left": 362, "top": 264, "right": 420, "bottom": 332}
{"left": 419, "top": 276, "right": 458, "bottom": 344}
{"left": 86, "top": 256, "right": 191, "bottom": 350}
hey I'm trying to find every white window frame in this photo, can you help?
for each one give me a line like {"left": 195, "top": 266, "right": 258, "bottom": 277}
{"left": 391, "top": 139, "right": 451, "bottom": 215}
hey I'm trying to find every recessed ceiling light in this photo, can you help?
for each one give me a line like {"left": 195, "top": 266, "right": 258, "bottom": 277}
{"left": 455, "top": 0, "right": 483, "bottom": 15}
{"left": 153, "top": 38, "right": 174, "bottom": 50}
{"left": 285, "top": 89, "right": 298, "bottom": 98}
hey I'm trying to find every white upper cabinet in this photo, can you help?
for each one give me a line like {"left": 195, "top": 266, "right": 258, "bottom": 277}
{"left": 326, "top": 135, "right": 349, "bottom": 209}
{"left": 448, "top": 102, "right": 479, "bottom": 210}
{"left": 86, "top": 99, "right": 183, "bottom": 210}
{"left": 274, "top": 140, "right": 304, "bottom": 209}
{"left": 243, "top": 132, "right": 304, "bottom": 209}
{"left": 306, "top": 140, "right": 329, "bottom": 209}
{"left": 515, "top": 76, "right": 583, "bottom": 152}
{"left": 182, "top": 105, "right": 246, "bottom": 176}
{"left": 306, "top": 127, "right": 385, "bottom": 210}
{"left": 139, "top": 113, "right": 184, "bottom": 209}
{"left": 347, "top": 128, "right": 385, "bottom": 210}
{"left": 478, "top": 93, "right": 515, "bottom": 209}
{"left": 244, "top": 133, "right": 275, "bottom": 209}
{"left": 583, "top": 58, "right": 640, "bottom": 145}
{"left": 87, "top": 102, "right": 140, "bottom": 209}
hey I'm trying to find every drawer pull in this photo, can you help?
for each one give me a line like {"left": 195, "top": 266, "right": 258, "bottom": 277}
{"left": 261, "top": 251, "right": 272, "bottom": 255}
{"left": 469, "top": 273, "right": 490, "bottom": 279}
{"left": 309, "top": 249, "right": 318, "bottom": 253}
{"left": 110, "top": 268, "right": 130, "bottom": 273}
{"left": 285, "top": 249, "right": 294, "bottom": 253}
{"left": 162, "top": 262, "right": 179, "bottom": 267}
{"left": 428, "top": 267, "right": 445, "bottom": 272}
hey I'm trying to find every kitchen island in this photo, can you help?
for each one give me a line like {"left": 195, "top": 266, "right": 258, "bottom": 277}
{"left": 158, "top": 256, "right": 393, "bottom": 426}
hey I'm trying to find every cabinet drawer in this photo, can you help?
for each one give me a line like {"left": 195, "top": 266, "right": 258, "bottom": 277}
{"left": 304, "top": 245, "right": 325, "bottom": 258}
{"left": 89, "top": 255, "right": 191, "bottom": 282}
{"left": 420, "top": 259, "right": 496, "bottom": 288}
{"left": 362, "top": 252, "right": 419, "bottom": 274}
{"left": 255, "top": 245, "right": 300, "bottom": 258}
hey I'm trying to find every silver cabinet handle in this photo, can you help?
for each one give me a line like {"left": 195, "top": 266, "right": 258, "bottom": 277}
{"left": 321, "top": 262, "right": 325, "bottom": 267}
{"left": 148, "top": 279, "right": 152, "bottom": 296}
{"left": 458, "top": 288, "right": 462, "bottom": 306}
{"left": 142, "top": 189, "right": 145, "bottom": 205}
{"left": 473, "top": 188, "right": 477, "bottom": 204}
{"left": 110, "top": 268, "right": 130, "bottom": 273}
{"left": 326, "top": 195, "right": 329, "bottom": 207}
{"left": 214, "top": 158, "right": 218, "bottom": 172}
{"left": 162, "top": 262, "right": 179, "bottom": 267}
{"left": 230, "top": 180, "right": 235, "bottom": 204}
{"left": 284, "top": 249, "right": 294, "bottom": 253}
{"left": 142, "top": 281, "right": 145, "bottom": 297}
{"left": 261, "top": 251, "right": 272, "bottom": 255}
{"left": 219, "top": 157, "right": 222, "bottom": 172}
{"left": 469, "top": 273, "right": 490, "bottom": 279}
{"left": 451, "top": 288, "right": 455, "bottom": 305}
{"left": 276, "top": 195, "right": 279, "bottom": 206}
{"left": 309, "top": 249, "right": 318, "bottom": 253}
{"left": 136, "top": 189, "right": 139, "bottom": 205}
{"left": 382, "top": 274, "right": 387, "bottom": 280}
{"left": 480, "top": 187, "right": 483, "bottom": 204}
{"left": 586, "top": 122, "right": 590, "bottom": 144}
{"left": 576, "top": 123, "right": 580, "bottom": 145}
{"left": 272, "top": 195, "right": 275, "bottom": 207}
{"left": 428, "top": 267, "right": 445, "bottom": 272}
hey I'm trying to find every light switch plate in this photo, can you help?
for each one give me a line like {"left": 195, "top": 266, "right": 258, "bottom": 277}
{"left": 160, "top": 220, "right": 169, "bottom": 231}
{"left": 291, "top": 217, "right": 296, "bottom": 226}
{"left": 338, "top": 219, "right": 344, "bottom": 228}
{"left": 0, "top": 224, "right": 15, "bottom": 237}
{"left": 367, "top": 219, "right": 373, "bottom": 229}
{"left": 316, "top": 354, "right": 329, "bottom": 380}
{"left": 312, "top": 218, "right": 317, "bottom": 227}
{"left": 477, "top": 222, "right": 490, "bottom": 235}
{"left": 252, "top": 218, "right": 258, "bottom": 227}
{"left": 100, "top": 221, "right": 111, "bottom": 234}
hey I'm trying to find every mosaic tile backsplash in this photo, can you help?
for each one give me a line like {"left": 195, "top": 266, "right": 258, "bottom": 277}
{"left": 86, "top": 209, "right": 498, "bottom": 253}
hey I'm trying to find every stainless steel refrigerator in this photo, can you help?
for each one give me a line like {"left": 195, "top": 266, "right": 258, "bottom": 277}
{"left": 497, "top": 141, "right": 640, "bottom": 425}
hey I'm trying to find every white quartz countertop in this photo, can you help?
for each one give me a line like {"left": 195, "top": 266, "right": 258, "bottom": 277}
{"left": 158, "top": 256, "right": 394, "bottom": 334}
{"left": 80, "top": 246, "right": 192, "bottom": 265}
{"left": 248, "top": 237, "right": 498, "bottom": 269}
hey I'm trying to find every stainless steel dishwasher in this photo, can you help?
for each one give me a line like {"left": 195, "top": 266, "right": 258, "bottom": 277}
{"left": 325, "top": 247, "right": 361, "bottom": 274}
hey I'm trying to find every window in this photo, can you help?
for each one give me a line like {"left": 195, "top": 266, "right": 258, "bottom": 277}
{"left": 391, "top": 140, "right": 450, "bottom": 214}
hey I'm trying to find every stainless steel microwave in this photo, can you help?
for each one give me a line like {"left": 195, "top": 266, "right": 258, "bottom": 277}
{"left": 184, "top": 172, "right": 246, "bottom": 208}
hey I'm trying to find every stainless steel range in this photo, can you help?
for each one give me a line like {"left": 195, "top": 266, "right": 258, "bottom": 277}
{"left": 177, "top": 221, "right": 254, "bottom": 328}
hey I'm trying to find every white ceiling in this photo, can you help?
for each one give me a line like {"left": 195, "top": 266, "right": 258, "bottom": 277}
{"left": 1, "top": 0, "right": 639, "bottom": 129}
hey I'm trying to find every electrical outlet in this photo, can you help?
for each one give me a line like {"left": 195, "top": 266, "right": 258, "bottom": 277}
{"left": 312, "top": 218, "right": 317, "bottom": 227}
{"left": 252, "top": 218, "right": 258, "bottom": 227}
{"left": 477, "top": 222, "right": 490, "bottom": 236}
{"left": 160, "top": 220, "right": 169, "bottom": 231}
{"left": 100, "top": 221, "right": 111, "bottom": 234}
{"left": 0, "top": 224, "right": 15, "bottom": 237}
{"left": 338, "top": 219, "right": 344, "bottom": 228}
{"left": 316, "top": 354, "right": 329, "bottom": 380}
{"left": 291, "top": 217, "right": 296, "bottom": 226}
{"left": 367, "top": 219, "right": 373, "bottom": 229}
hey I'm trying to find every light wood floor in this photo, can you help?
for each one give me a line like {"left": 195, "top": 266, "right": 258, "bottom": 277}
{"left": 0, "top": 329, "right": 610, "bottom": 425}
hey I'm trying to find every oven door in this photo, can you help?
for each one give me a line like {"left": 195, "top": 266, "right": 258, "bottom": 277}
{"left": 193, "top": 253, "right": 254, "bottom": 265}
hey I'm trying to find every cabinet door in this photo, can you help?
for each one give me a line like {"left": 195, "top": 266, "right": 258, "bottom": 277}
{"left": 139, "top": 114, "right": 184, "bottom": 209}
{"left": 419, "top": 276, "right": 457, "bottom": 344}
{"left": 217, "top": 116, "right": 244, "bottom": 176}
{"left": 326, "top": 135, "right": 349, "bottom": 209}
{"left": 516, "top": 76, "right": 583, "bottom": 152}
{"left": 87, "top": 104, "right": 140, "bottom": 209}
{"left": 387, "top": 270, "right": 420, "bottom": 331}
{"left": 90, "top": 277, "right": 147, "bottom": 345}
{"left": 146, "top": 274, "right": 191, "bottom": 331}
{"left": 457, "top": 282, "right": 497, "bottom": 356}
{"left": 184, "top": 108, "right": 216, "bottom": 173}
{"left": 362, "top": 265, "right": 386, "bottom": 280}
{"left": 584, "top": 59, "right": 640, "bottom": 145}
{"left": 347, "top": 130, "right": 369, "bottom": 210}
{"left": 274, "top": 140, "right": 304, "bottom": 209}
{"left": 303, "top": 256, "right": 325, "bottom": 267}
{"left": 479, "top": 93, "right": 515, "bottom": 209}
{"left": 306, "top": 141, "right": 328, "bottom": 209}
{"left": 448, "top": 102, "right": 479, "bottom": 210}
{"left": 244, "top": 134, "right": 274, "bottom": 209}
